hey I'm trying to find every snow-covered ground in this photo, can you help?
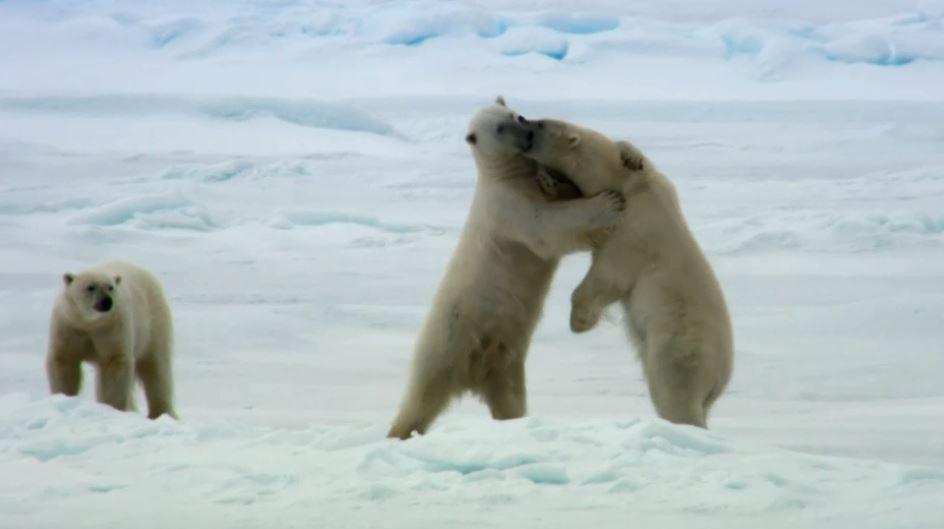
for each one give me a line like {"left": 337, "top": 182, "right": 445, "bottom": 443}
{"left": 1, "top": 1, "right": 943, "bottom": 527}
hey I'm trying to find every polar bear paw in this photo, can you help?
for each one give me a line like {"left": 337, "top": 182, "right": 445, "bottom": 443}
{"left": 535, "top": 166, "right": 560, "bottom": 198}
{"left": 570, "top": 302, "right": 602, "bottom": 333}
{"left": 587, "top": 190, "right": 625, "bottom": 228}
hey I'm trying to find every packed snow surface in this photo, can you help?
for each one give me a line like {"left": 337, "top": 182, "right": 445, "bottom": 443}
{"left": 1, "top": 0, "right": 943, "bottom": 528}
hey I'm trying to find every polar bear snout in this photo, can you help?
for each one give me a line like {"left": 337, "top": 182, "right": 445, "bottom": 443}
{"left": 513, "top": 127, "right": 535, "bottom": 152}
{"left": 498, "top": 120, "right": 534, "bottom": 152}
{"left": 95, "top": 296, "right": 113, "bottom": 312}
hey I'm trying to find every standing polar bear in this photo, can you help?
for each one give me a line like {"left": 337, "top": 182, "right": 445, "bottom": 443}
{"left": 46, "top": 261, "right": 177, "bottom": 419}
{"left": 387, "top": 98, "right": 625, "bottom": 439}
{"left": 521, "top": 118, "right": 733, "bottom": 428}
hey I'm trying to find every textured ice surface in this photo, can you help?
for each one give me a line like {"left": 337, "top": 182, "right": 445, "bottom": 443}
{"left": 1, "top": 0, "right": 943, "bottom": 527}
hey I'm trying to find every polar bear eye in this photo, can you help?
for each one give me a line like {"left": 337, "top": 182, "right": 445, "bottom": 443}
{"left": 496, "top": 125, "right": 505, "bottom": 134}
{"left": 107, "top": 285, "right": 114, "bottom": 292}
{"left": 86, "top": 285, "right": 95, "bottom": 293}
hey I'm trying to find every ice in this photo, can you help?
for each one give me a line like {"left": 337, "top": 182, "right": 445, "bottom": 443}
{"left": 2, "top": 0, "right": 944, "bottom": 527}
{"left": 2, "top": 395, "right": 943, "bottom": 528}
{"left": 378, "top": 7, "right": 507, "bottom": 45}
{"left": 70, "top": 189, "right": 215, "bottom": 232}
{"left": 536, "top": 12, "right": 620, "bottom": 35}
{"left": 276, "top": 210, "right": 441, "bottom": 235}
{"left": 0, "top": 95, "right": 398, "bottom": 136}
{"left": 496, "top": 27, "right": 571, "bottom": 60}
{"left": 2, "top": 1, "right": 941, "bottom": 99}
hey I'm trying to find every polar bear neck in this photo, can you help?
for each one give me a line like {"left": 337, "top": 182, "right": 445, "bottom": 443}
{"left": 472, "top": 153, "right": 535, "bottom": 181}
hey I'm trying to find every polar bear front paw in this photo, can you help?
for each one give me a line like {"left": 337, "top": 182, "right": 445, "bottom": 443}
{"left": 588, "top": 190, "right": 625, "bottom": 228}
{"left": 598, "top": 190, "right": 625, "bottom": 212}
{"left": 570, "top": 303, "right": 601, "bottom": 333}
{"left": 535, "top": 166, "right": 560, "bottom": 198}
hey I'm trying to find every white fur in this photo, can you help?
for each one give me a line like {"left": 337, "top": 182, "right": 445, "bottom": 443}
{"left": 387, "top": 100, "right": 624, "bottom": 439}
{"left": 524, "top": 118, "right": 733, "bottom": 428}
{"left": 46, "top": 261, "right": 177, "bottom": 419}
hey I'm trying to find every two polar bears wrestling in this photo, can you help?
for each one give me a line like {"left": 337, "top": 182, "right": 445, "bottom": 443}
{"left": 47, "top": 261, "right": 177, "bottom": 419}
{"left": 388, "top": 98, "right": 732, "bottom": 438}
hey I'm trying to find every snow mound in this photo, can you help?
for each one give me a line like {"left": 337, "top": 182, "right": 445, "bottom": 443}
{"left": 1, "top": 395, "right": 942, "bottom": 528}
{"left": 495, "top": 27, "right": 570, "bottom": 60}
{"left": 4, "top": 0, "right": 942, "bottom": 92}
{"left": 535, "top": 12, "right": 620, "bottom": 35}
{"left": 273, "top": 210, "right": 445, "bottom": 235}
{"left": 708, "top": 210, "right": 944, "bottom": 254}
{"left": 160, "top": 160, "right": 256, "bottom": 182}
{"left": 0, "top": 95, "right": 398, "bottom": 136}
{"left": 374, "top": 6, "right": 507, "bottom": 45}
{"left": 70, "top": 190, "right": 215, "bottom": 231}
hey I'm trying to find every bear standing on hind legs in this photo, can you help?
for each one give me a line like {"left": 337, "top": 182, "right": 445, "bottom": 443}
{"left": 46, "top": 261, "right": 177, "bottom": 419}
{"left": 387, "top": 98, "right": 625, "bottom": 439}
{"left": 521, "top": 118, "right": 733, "bottom": 428}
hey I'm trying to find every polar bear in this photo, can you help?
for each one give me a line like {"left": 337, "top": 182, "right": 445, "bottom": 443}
{"left": 387, "top": 98, "right": 625, "bottom": 439}
{"left": 46, "top": 261, "right": 177, "bottom": 419}
{"left": 520, "top": 118, "right": 733, "bottom": 428}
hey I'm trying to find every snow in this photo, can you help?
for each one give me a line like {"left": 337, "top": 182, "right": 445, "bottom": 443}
{"left": 1, "top": 0, "right": 944, "bottom": 527}
{"left": 2, "top": 394, "right": 942, "bottom": 529}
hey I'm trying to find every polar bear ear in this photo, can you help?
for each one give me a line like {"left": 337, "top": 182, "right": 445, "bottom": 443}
{"left": 114, "top": 275, "right": 122, "bottom": 286}
{"left": 568, "top": 133, "right": 582, "bottom": 148}
{"left": 63, "top": 273, "right": 74, "bottom": 286}
{"left": 617, "top": 141, "right": 645, "bottom": 171}
{"left": 495, "top": 96, "right": 507, "bottom": 107}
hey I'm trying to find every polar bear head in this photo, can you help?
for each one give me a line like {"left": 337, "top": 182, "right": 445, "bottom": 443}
{"left": 60, "top": 269, "right": 122, "bottom": 325}
{"left": 518, "top": 118, "right": 645, "bottom": 195}
{"left": 465, "top": 96, "right": 535, "bottom": 168}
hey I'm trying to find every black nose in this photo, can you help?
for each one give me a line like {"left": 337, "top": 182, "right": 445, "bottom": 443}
{"left": 97, "top": 296, "right": 113, "bottom": 312}
{"left": 526, "top": 130, "right": 534, "bottom": 141}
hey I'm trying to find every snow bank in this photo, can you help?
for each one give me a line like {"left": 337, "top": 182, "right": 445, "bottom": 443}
{"left": 1, "top": 0, "right": 942, "bottom": 98}
{"left": 2, "top": 394, "right": 942, "bottom": 529}
{"left": 705, "top": 209, "right": 944, "bottom": 254}
{"left": 273, "top": 210, "right": 446, "bottom": 235}
{"left": 70, "top": 190, "right": 215, "bottom": 231}
{"left": 0, "top": 95, "right": 398, "bottom": 136}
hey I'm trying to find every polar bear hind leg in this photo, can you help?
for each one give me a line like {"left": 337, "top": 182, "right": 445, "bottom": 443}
{"left": 387, "top": 366, "right": 456, "bottom": 440}
{"left": 641, "top": 333, "right": 710, "bottom": 428}
{"left": 480, "top": 356, "right": 527, "bottom": 420}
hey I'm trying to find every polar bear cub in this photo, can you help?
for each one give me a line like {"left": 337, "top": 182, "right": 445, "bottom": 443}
{"left": 387, "top": 99, "right": 625, "bottom": 439}
{"left": 521, "top": 118, "right": 733, "bottom": 428}
{"left": 46, "top": 261, "right": 177, "bottom": 419}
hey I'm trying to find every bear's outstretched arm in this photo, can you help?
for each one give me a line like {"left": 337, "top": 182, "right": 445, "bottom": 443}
{"left": 535, "top": 166, "right": 583, "bottom": 200}
{"left": 496, "top": 189, "right": 624, "bottom": 260}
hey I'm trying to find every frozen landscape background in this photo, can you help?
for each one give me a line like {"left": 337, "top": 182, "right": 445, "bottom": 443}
{"left": 1, "top": 0, "right": 943, "bottom": 527}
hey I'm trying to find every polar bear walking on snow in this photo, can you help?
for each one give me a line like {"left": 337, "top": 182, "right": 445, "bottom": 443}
{"left": 521, "top": 117, "right": 733, "bottom": 428}
{"left": 387, "top": 98, "right": 625, "bottom": 439}
{"left": 46, "top": 261, "right": 177, "bottom": 419}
